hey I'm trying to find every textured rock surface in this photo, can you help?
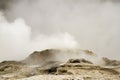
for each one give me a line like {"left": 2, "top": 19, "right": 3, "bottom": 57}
{"left": 102, "top": 57, "right": 120, "bottom": 66}
{"left": 0, "top": 49, "right": 120, "bottom": 80}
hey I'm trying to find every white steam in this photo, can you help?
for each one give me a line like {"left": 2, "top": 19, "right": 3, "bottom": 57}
{"left": 0, "top": 12, "right": 78, "bottom": 61}
{"left": 0, "top": 0, "right": 120, "bottom": 61}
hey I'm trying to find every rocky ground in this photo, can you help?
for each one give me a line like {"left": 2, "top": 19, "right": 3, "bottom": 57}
{"left": 0, "top": 49, "right": 120, "bottom": 80}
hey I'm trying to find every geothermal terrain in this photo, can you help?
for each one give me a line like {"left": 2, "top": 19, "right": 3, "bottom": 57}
{"left": 0, "top": 0, "right": 120, "bottom": 80}
{"left": 0, "top": 49, "right": 120, "bottom": 80}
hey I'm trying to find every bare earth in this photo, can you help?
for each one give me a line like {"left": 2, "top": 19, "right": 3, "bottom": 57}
{"left": 0, "top": 49, "right": 120, "bottom": 80}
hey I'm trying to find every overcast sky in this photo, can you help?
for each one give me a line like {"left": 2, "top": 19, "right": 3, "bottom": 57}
{"left": 0, "top": 0, "right": 120, "bottom": 61}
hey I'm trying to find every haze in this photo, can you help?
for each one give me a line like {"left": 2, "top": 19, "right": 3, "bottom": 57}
{"left": 0, "top": 0, "right": 120, "bottom": 61}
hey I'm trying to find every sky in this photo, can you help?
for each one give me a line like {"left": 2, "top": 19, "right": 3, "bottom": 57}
{"left": 0, "top": 0, "right": 120, "bottom": 61}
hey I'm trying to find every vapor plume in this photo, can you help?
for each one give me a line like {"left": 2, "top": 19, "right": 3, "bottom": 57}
{"left": 0, "top": 12, "right": 78, "bottom": 61}
{"left": 0, "top": 0, "right": 120, "bottom": 61}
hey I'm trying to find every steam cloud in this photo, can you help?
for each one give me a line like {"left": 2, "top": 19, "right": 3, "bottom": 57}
{"left": 0, "top": 12, "right": 78, "bottom": 61}
{"left": 0, "top": 0, "right": 120, "bottom": 61}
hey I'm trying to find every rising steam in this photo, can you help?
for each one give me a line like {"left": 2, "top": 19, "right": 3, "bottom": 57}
{"left": 0, "top": 12, "right": 78, "bottom": 61}
{"left": 0, "top": 0, "right": 120, "bottom": 61}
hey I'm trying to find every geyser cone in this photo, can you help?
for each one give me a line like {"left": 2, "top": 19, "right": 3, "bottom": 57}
{"left": 22, "top": 49, "right": 97, "bottom": 65}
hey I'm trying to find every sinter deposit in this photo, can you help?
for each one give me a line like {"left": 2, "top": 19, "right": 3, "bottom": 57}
{"left": 0, "top": 49, "right": 120, "bottom": 80}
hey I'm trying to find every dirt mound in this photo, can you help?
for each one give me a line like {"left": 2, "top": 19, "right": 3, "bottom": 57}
{"left": 0, "top": 49, "right": 120, "bottom": 80}
{"left": 22, "top": 49, "right": 61, "bottom": 65}
{"left": 22, "top": 49, "right": 96, "bottom": 65}
{"left": 102, "top": 57, "right": 120, "bottom": 66}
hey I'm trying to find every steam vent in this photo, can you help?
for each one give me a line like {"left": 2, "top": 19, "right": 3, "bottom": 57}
{"left": 0, "top": 49, "right": 120, "bottom": 80}
{"left": 0, "top": 0, "right": 120, "bottom": 80}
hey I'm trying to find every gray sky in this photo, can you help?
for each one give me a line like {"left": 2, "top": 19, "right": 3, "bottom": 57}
{"left": 0, "top": 0, "right": 120, "bottom": 61}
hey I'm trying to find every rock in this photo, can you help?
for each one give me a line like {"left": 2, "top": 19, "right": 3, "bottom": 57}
{"left": 102, "top": 57, "right": 120, "bottom": 66}
{"left": 67, "top": 59, "right": 93, "bottom": 64}
{"left": 0, "top": 49, "right": 120, "bottom": 80}
{"left": 0, "top": 61, "right": 24, "bottom": 75}
{"left": 22, "top": 49, "right": 95, "bottom": 65}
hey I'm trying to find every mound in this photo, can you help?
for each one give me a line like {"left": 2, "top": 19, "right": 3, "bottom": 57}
{"left": 102, "top": 57, "right": 120, "bottom": 66}
{"left": 0, "top": 49, "right": 119, "bottom": 80}
{"left": 22, "top": 49, "right": 95, "bottom": 65}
